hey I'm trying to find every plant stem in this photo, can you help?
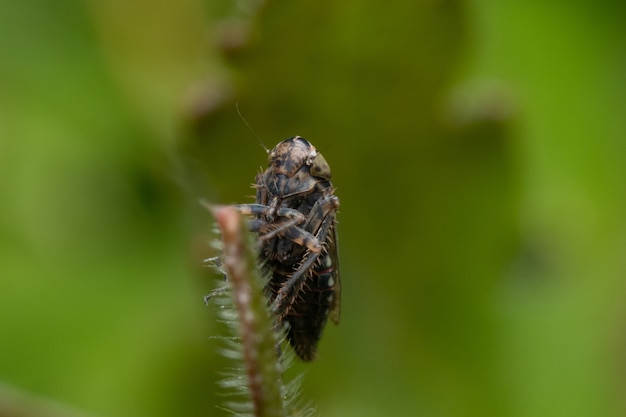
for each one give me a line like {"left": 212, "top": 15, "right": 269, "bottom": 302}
{"left": 211, "top": 205, "right": 287, "bottom": 417}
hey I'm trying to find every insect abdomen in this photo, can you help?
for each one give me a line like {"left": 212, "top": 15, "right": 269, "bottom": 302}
{"left": 284, "top": 255, "right": 337, "bottom": 361}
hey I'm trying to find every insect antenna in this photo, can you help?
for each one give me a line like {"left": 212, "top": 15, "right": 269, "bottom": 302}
{"left": 236, "top": 103, "right": 269, "bottom": 154}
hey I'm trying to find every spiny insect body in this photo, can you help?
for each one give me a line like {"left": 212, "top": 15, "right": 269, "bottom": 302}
{"left": 227, "top": 136, "right": 340, "bottom": 361}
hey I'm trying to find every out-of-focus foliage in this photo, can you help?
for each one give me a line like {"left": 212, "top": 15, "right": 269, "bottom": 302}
{"left": 0, "top": 0, "right": 624, "bottom": 417}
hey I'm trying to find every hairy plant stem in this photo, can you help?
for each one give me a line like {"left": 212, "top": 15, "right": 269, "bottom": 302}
{"left": 211, "top": 205, "right": 287, "bottom": 417}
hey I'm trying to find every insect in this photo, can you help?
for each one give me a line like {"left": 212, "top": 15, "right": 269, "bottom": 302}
{"left": 231, "top": 136, "right": 341, "bottom": 361}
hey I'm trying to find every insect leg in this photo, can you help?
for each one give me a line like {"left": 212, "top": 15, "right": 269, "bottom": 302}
{"left": 203, "top": 257, "right": 230, "bottom": 304}
{"left": 261, "top": 200, "right": 337, "bottom": 251}
{"left": 276, "top": 194, "right": 339, "bottom": 254}
{"left": 259, "top": 208, "right": 307, "bottom": 241}
{"left": 234, "top": 204, "right": 307, "bottom": 224}
{"left": 301, "top": 195, "right": 340, "bottom": 234}
{"left": 232, "top": 203, "right": 283, "bottom": 233}
{"left": 234, "top": 203, "right": 271, "bottom": 216}
{"left": 282, "top": 226, "right": 322, "bottom": 253}
{"left": 273, "top": 211, "right": 337, "bottom": 318}
{"left": 203, "top": 286, "right": 229, "bottom": 304}
{"left": 234, "top": 203, "right": 309, "bottom": 240}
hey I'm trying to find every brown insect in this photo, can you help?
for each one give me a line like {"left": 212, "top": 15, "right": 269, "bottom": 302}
{"left": 231, "top": 136, "right": 341, "bottom": 361}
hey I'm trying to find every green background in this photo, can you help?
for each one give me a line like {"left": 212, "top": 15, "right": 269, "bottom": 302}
{"left": 1, "top": 1, "right": 625, "bottom": 416}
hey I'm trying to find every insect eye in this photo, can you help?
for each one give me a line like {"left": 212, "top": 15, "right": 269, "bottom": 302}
{"left": 310, "top": 153, "right": 331, "bottom": 179}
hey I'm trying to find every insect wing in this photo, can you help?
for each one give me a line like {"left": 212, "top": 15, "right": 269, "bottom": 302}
{"left": 328, "top": 222, "right": 341, "bottom": 325}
